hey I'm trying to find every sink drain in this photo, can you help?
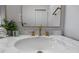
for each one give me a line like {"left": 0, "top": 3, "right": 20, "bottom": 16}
{"left": 37, "top": 51, "right": 43, "bottom": 53}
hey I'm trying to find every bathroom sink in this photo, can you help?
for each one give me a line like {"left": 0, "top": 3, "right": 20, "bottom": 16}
{"left": 15, "top": 37, "right": 52, "bottom": 52}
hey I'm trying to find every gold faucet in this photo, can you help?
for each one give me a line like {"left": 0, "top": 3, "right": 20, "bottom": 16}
{"left": 38, "top": 25, "right": 42, "bottom": 36}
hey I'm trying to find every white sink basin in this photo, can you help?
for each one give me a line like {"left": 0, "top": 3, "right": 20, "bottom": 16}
{"left": 15, "top": 37, "right": 52, "bottom": 52}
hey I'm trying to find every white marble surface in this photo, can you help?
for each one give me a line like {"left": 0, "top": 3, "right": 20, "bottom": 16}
{"left": 0, "top": 35, "right": 79, "bottom": 53}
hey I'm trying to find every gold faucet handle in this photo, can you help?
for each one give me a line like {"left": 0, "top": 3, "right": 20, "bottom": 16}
{"left": 32, "top": 31, "right": 35, "bottom": 36}
{"left": 45, "top": 31, "right": 49, "bottom": 36}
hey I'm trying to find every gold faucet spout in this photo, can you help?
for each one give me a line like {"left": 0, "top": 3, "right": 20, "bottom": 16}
{"left": 39, "top": 25, "right": 42, "bottom": 36}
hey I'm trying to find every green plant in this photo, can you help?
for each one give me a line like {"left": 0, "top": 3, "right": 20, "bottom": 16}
{"left": 1, "top": 18, "right": 18, "bottom": 36}
{"left": 8, "top": 20, "right": 17, "bottom": 31}
{"left": 1, "top": 18, "right": 17, "bottom": 31}
{"left": 1, "top": 18, "right": 9, "bottom": 30}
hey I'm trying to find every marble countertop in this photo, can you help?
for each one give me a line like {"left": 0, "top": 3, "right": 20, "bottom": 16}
{"left": 0, "top": 35, "right": 79, "bottom": 53}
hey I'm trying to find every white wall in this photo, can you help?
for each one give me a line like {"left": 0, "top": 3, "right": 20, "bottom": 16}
{"left": 6, "top": 5, "right": 21, "bottom": 22}
{"left": 64, "top": 5, "right": 79, "bottom": 40}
